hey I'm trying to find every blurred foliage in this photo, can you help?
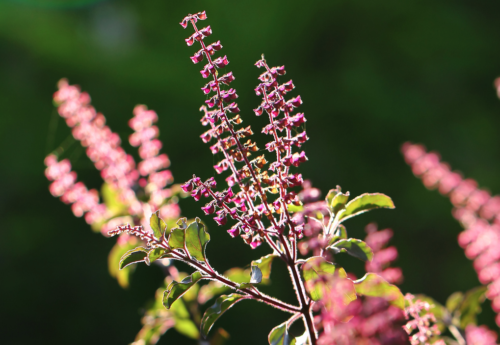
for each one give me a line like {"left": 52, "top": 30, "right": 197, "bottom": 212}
{"left": 2, "top": 0, "right": 500, "bottom": 344}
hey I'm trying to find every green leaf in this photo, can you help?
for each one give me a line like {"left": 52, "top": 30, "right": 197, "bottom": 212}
{"left": 168, "top": 228, "right": 185, "bottom": 250}
{"left": 147, "top": 248, "right": 172, "bottom": 265}
{"left": 329, "top": 238, "right": 373, "bottom": 261}
{"left": 287, "top": 204, "right": 304, "bottom": 213}
{"left": 302, "top": 256, "right": 339, "bottom": 281}
{"left": 119, "top": 247, "right": 149, "bottom": 270}
{"left": 108, "top": 241, "right": 138, "bottom": 288}
{"left": 327, "top": 224, "right": 348, "bottom": 246}
{"left": 302, "top": 257, "right": 347, "bottom": 301}
{"left": 336, "top": 193, "right": 395, "bottom": 223}
{"left": 185, "top": 218, "right": 210, "bottom": 261}
{"left": 446, "top": 292, "right": 464, "bottom": 313}
{"left": 252, "top": 254, "right": 280, "bottom": 280}
{"left": 201, "top": 294, "right": 246, "bottom": 337}
{"left": 268, "top": 321, "right": 296, "bottom": 345}
{"left": 174, "top": 319, "right": 200, "bottom": 339}
{"left": 150, "top": 210, "right": 167, "bottom": 239}
{"left": 198, "top": 268, "right": 252, "bottom": 304}
{"left": 459, "top": 286, "right": 486, "bottom": 329}
{"left": 354, "top": 273, "right": 405, "bottom": 310}
{"left": 163, "top": 271, "right": 204, "bottom": 309}
{"left": 330, "top": 192, "right": 350, "bottom": 214}
{"left": 101, "top": 183, "right": 128, "bottom": 216}
{"left": 185, "top": 218, "right": 210, "bottom": 262}
{"left": 250, "top": 265, "right": 263, "bottom": 284}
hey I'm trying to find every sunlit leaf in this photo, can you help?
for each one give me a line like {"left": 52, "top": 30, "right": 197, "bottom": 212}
{"left": 101, "top": 182, "right": 128, "bottom": 216}
{"left": 108, "top": 241, "right": 138, "bottom": 288}
{"left": 329, "top": 238, "right": 373, "bottom": 261}
{"left": 185, "top": 218, "right": 210, "bottom": 262}
{"left": 326, "top": 188, "right": 350, "bottom": 214}
{"left": 302, "top": 256, "right": 347, "bottom": 301}
{"left": 198, "top": 268, "right": 251, "bottom": 304}
{"left": 268, "top": 320, "right": 296, "bottom": 345}
{"left": 168, "top": 228, "right": 185, "bottom": 250}
{"left": 119, "top": 246, "right": 148, "bottom": 270}
{"left": 163, "top": 271, "right": 204, "bottom": 309}
{"left": 459, "top": 286, "right": 486, "bottom": 329}
{"left": 354, "top": 273, "right": 405, "bottom": 310}
{"left": 174, "top": 319, "right": 200, "bottom": 339}
{"left": 147, "top": 248, "right": 172, "bottom": 265}
{"left": 252, "top": 254, "right": 280, "bottom": 280}
{"left": 327, "top": 224, "right": 348, "bottom": 245}
{"left": 446, "top": 292, "right": 464, "bottom": 314}
{"left": 287, "top": 204, "right": 304, "bottom": 213}
{"left": 336, "top": 193, "right": 395, "bottom": 223}
{"left": 150, "top": 211, "right": 167, "bottom": 239}
{"left": 201, "top": 294, "right": 246, "bottom": 337}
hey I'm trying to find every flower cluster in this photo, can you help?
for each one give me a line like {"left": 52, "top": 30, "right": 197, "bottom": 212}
{"left": 180, "top": 11, "right": 307, "bottom": 251}
{"left": 44, "top": 154, "right": 108, "bottom": 224}
{"left": 365, "top": 223, "right": 403, "bottom": 285}
{"left": 48, "top": 80, "right": 180, "bottom": 236}
{"left": 402, "top": 142, "right": 500, "bottom": 326}
{"left": 128, "top": 105, "right": 178, "bottom": 219}
{"left": 403, "top": 294, "right": 444, "bottom": 345}
{"left": 53, "top": 79, "right": 142, "bottom": 216}
{"left": 316, "top": 277, "right": 409, "bottom": 345}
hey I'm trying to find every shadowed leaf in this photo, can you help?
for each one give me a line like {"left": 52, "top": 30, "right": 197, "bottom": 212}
{"left": 459, "top": 286, "right": 486, "bottom": 329}
{"left": 119, "top": 246, "right": 148, "bottom": 270}
{"left": 268, "top": 321, "right": 296, "bottom": 345}
{"left": 329, "top": 238, "right": 373, "bottom": 261}
{"left": 163, "top": 271, "right": 203, "bottom": 309}
{"left": 201, "top": 294, "right": 246, "bottom": 337}
{"left": 446, "top": 292, "right": 464, "bottom": 314}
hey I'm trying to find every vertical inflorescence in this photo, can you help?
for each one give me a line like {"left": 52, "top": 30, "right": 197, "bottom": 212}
{"left": 402, "top": 142, "right": 500, "bottom": 326}
{"left": 180, "top": 12, "right": 308, "bottom": 253}
{"left": 47, "top": 80, "right": 179, "bottom": 235}
{"left": 364, "top": 223, "right": 404, "bottom": 285}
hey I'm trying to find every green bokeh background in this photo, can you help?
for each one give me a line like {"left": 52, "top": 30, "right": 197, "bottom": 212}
{"left": 2, "top": 0, "right": 500, "bottom": 343}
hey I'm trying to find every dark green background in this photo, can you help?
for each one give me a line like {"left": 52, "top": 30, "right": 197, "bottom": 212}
{"left": 2, "top": 0, "right": 500, "bottom": 343}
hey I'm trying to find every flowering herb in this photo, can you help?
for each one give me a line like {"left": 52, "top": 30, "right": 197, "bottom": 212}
{"left": 44, "top": 10, "right": 500, "bottom": 345}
